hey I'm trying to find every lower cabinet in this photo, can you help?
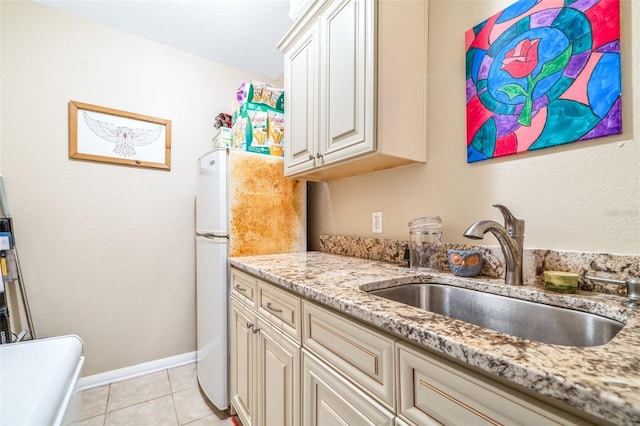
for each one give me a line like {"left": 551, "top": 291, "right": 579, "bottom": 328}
{"left": 302, "top": 349, "right": 394, "bottom": 426}
{"left": 229, "top": 297, "right": 254, "bottom": 425}
{"left": 230, "top": 267, "right": 596, "bottom": 426}
{"left": 396, "top": 342, "right": 590, "bottom": 426}
{"left": 394, "top": 417, "right": 412, "bottom": 426}
{"left": 302, "top": 300, "right": 396, "bottom": 410}
{"left": 230, "top": 296, "right": 301, "bottom": 426}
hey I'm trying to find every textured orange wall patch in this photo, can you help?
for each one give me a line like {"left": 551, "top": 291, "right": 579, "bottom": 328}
{"left": 228, "top": 151, "right": 305, "bottom": 257}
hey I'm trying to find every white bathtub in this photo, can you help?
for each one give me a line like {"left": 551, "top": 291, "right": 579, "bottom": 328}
{"left": 0, "top": 335, "right": 85, "bottom": 425}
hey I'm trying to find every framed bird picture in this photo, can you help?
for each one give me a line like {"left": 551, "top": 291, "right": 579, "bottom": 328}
{"left": 69, "top": 101, "right": 172, "bottom": 170}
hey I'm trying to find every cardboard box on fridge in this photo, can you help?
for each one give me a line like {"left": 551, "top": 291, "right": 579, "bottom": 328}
{"left": 232, "top": 102, "right": 284, "bottom": 157}
{"left": 212, "top": 127, "right": 234, "bottom": 149}
{"left": 236, "top": 81, "right": 284, "bottom": 112}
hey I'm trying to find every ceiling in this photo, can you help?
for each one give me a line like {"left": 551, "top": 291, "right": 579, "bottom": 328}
{"left": 33, "top": 0, "right": 295, "bottom": 80}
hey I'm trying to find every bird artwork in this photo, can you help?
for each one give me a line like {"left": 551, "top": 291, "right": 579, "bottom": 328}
{"left": 83, "top": 111, "right": 163, "bottom": 158}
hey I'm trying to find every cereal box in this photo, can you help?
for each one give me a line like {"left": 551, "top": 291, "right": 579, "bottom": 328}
{"left": 236, "top": 81, "right": 284, "bottom": 112}
{"left": 232, "top": 102, "right": 285, "bottom": 157}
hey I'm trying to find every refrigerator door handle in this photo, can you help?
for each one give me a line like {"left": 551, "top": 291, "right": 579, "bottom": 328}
{"left": 196, "top": 232, "right": 229, "bottom": 240}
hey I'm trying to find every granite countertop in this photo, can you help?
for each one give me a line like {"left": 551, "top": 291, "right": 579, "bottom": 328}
{"left": 229, "top": 251, "right": 640, "bottom": 425}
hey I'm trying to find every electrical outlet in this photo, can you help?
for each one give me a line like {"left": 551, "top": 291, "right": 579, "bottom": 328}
{"left": 372, "top": 211, "right": 383, "bottom": 234}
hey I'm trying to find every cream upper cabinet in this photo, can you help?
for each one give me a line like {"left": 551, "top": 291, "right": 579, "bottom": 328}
{"left": 278, "top": 0, "right": 428, "bottom": 181}
{"left": 283, "top": 21, "right": 317, "bottom": 174}
{"left": 318, "top": 0, "right": 375, "bottom": 167}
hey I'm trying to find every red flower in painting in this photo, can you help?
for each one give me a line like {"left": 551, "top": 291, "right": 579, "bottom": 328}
{"left": 501, "top": 38, "right": 541, "bottom": 78}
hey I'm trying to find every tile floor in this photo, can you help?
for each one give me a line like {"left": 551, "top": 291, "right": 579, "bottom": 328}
{"left": 68, "top": 363, "right": 235, "bottom": 426}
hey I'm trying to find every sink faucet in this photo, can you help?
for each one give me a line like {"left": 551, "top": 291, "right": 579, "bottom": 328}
{"left": 463, "top": 204, "right": 524, "bottom": 286}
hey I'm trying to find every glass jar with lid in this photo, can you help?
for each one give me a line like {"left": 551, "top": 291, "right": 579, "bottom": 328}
{"left": 408, "top": 216, "right": 443, "bottom": 271}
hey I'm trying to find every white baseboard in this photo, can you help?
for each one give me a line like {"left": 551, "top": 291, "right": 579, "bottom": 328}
{"left": 75, "top": 351, "right": 196, "bottom": 391}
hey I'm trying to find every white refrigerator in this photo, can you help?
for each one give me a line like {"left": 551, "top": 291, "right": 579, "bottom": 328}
{"left": 195, "top": 148, "right": 306, "bottom": 410}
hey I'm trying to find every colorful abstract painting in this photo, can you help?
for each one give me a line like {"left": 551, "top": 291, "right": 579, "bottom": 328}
{"left": 465, "top": 0, "right": 621, "bottom": 163}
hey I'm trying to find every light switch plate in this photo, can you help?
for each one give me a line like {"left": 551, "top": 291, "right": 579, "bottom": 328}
{"left": 372, "top": 211, "right": 383, "bottom": 234}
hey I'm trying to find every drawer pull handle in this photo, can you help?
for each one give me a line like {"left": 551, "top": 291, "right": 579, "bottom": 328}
{"left": 266, "top": 302, "right": 283, "bottom": 313}
{"left": 234, "top": 285, "right": 247, "bottom": 292}
{"left": 252, "top": 327, "right": 261, "bottom": 334}
{"left": 246, "top": 322, "right": 254, "bottom": 329}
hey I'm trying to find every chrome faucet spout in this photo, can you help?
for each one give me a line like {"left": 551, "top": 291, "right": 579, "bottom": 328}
{"left": 463, "top": 205, "right": 524, "bottom": 286}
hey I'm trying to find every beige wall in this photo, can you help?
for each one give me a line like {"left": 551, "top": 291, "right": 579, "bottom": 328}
{"left": 311, "top": 0, "right": 640, "bottom": 255}
{"left": 0, "top": 1, "right": 277, "bottom": 375}
{"left": 2, "top": 0, "right": 637, "bottom": 376}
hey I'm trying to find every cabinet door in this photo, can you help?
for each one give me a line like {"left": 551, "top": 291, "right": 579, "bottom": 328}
{"left": 319, "top": 0, "right": 376, "bottom": 165}
{"left": 254, "top": 318, "right": 301, "bottom": 426}
{"left": 283, "top": 22, "right": 318, "bottom": 176}
{"left": 302, "top": 350, "right": 394, "bottom": 426}
{"left": 229, "top": 298, "right": 255, "bottom": 426}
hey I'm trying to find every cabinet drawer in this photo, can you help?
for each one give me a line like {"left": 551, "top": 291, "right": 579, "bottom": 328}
{"left": 397, "top": 342, "right": 589, "bottom": 426}
{"left": 257, "top": 281, "right": 301, "bottom": 342}
{"left": 302, "top": 301, "right": 396, "bottom": 410}
{"left": 230, "top": 269, "right": 257, "bottom": 306}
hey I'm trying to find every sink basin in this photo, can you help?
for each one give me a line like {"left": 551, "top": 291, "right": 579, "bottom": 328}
{"left": 368, "top": 283, "right": 623, "bottom": 346}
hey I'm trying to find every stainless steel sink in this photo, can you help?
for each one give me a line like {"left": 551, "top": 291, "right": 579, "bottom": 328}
{"left": 368, "top": 283, "right": 623, "bottom": 347}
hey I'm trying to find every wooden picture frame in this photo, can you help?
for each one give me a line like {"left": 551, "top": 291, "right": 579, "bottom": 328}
{"left": 69, "top": 101, "right": 171, "bottom": 170}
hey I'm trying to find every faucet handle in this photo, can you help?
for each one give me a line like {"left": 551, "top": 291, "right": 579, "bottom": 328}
{"left": 493, "top": 204, "right": 524, "bottom": 236}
